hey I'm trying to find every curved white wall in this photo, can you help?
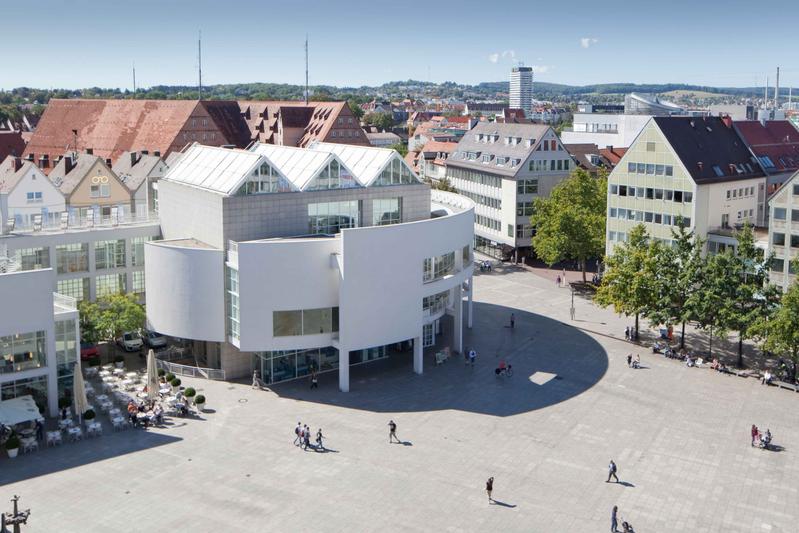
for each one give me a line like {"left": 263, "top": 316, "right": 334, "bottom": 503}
{"left": 144, "top": 241, "right": 225, "bottom": 342}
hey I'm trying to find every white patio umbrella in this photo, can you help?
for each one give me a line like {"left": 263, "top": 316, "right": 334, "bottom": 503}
{"left": 72, "top": 367, "right": 89, "bottom": 424}
{"left": 146, "top": 349, "right": 159, "bottom": 401}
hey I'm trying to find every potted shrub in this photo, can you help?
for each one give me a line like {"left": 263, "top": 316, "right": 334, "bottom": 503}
{"left": 114, "top": 355, "right": 125, "bottom": 369}
{"left": 165, "top": 373, "right": 175, "bottom": 383}
{"left": 84, "top": 409, "right": 96, "bottom": 422}
{"left": 157, "top": 368, "right": 166, "bottom": 377}
{"left": 170, "top": 378, "right": 181, "bottom": 392}
{"left": 194, "top": 395, "right": 206, "bottom": 411}
{"left": 184, "top": 387, "right": 196, "bottom": 403}
{"left": 5, "top": 433, "right": 20, "bottom": 459}
{"left": 58, "top": 397, "right": 72, "bottom": 417}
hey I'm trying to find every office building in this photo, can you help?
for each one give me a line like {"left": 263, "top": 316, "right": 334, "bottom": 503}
{"left": 445, "top": 122, "right": 572, "bottom": 260}
{"left": 766, "top": 170, "right": 799, "bottom": 290}
{"left": 509, "top": 67, "right": 533, "bottom": 117}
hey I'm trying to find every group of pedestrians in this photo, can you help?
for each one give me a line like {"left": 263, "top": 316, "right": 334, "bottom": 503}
{"left": 625, "top": 354, "right": 641, "bottom": 369}
{"left": 293, "top": 421, "right": 324, "bottom": 451}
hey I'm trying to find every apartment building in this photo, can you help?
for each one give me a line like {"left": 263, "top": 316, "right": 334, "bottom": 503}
{"left": 606, "top": 116, "right": 766, "bottom": 255}
{"left": 0, "top": 156, "right": 66, "bottom": 228}
{"left": 446, "top": 122, "right": 572, "bottom": 260}
{"left": 767, "top": 170, "right": 799, "bottom": 290}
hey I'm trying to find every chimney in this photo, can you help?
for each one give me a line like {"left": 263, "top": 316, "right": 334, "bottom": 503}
{"left": 105, "top": 158, "right": 112, "bottom": 167}
{"left": 64, "top": 156, "right": 74, "bottom": 174}
{"left": 729, "top": 164, "right": 736, "bottom": 174}
{"left": 86, "top": 147, "right": 93, "bottom": 155}
{"left": 13, "top": 157, "right": 22, "bottom": 172}
{"left": 141, "top": 149, "right": 149, "bottom": 156}
{"left": 153, "top": 150, "right": 161, "bottom": 157}
{"left": 130, "top": 151, "right": 138, "bottom": 167}
{"left": 26, "top": 153, "right": 34, "bottom": 162}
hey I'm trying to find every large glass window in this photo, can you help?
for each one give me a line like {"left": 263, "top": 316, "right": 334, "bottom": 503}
{"left": 56, "top": 243, "right": 89, "bottom": 274}
{"left": 774, "top": 208, "right": 787, "bottom": 220}
{"left": 0, "top": 331, "right": 47, "bottom": 375}
{"left": 226, "top": 267, "right": 240, "bottom": 340}
{"left": 132, "top": 270, "right": 145, "bottom": 295}
{"left": 95, "top": 239, "right": 126, "bottom": 270}
{"left": 241, "top": 162, "right": 293, "bottom": 195}
{"left": 55, "top": 319, "right": 78, "bottom": 380}
{"left": 308, "top": 201, "right": 360, "bottom": 234}
{"left": 422, "top": 290, "right": 449, "bottom": 316}
{"left": 130, "top": 236, "right": 152, "bottom": 267}
{"left": 517, "top": 201, "right": 534, "bottom": 216}
{"left": 1, "top": 375, "right": 48, "bottom": 412}
{"left": 517, "top": 179, "right": 538, "bottom": 194}
{"left": 423, "top": 251, "right": 457, "bottom": 282}
{"left": 57, "top": 278, "right": 90, "bottom": 302}
{"left": 273, "top": 308, "right": 339, "bottom": 337}
{"left": 96, "top": 273, "right": 126, "bottom": 298}
{"left": 306, "top": 159, "right": 357, "bottom": 190}
{"left": 373, "top": 158, "right": 417, "bottom": 186}
{"left": 12, "top": 247, "right": 50, "bottom": 271}
{"left": 372, "top": 198, "right": 402, "bottom": 226}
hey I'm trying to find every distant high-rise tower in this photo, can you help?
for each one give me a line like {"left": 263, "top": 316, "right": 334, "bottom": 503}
{"left": 510, "top": 66, "right": 533, "bottom": 116}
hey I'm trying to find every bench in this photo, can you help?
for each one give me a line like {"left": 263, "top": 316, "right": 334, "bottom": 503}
{"left": 774, "top": 380, "right": 799, "bottom": 392}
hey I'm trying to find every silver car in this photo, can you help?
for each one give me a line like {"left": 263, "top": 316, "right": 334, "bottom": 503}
{"left": 144, "top": 330, "right": 168, "bottom": 349}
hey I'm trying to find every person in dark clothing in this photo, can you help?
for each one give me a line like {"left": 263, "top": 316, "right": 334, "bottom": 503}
{"left": 626, "top": 354, "right": 632, "bottom": 367}
{"left": 611, "top": 505, "right": 619, "bottom": 532}
{"left": 388, "top": 420, "right": 400, "bottom": 443}
{"left": 607, "top": 460, "right": 619, "bottom": 483}
{"left": 310, "top": 370, "right": 318, "bottom": 389}
{"left": 35, "top": 419, "right": 44, "bottom": 441}
{"left": 486, "top": 477, "right": 494, "bottom": 502}
{"left": 510, "top": 313, "right": 515, "bottom": 329}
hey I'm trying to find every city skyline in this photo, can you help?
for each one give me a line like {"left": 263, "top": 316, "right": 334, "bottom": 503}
{"left": 1, "top": 0, "right": 797, "bottom": 91}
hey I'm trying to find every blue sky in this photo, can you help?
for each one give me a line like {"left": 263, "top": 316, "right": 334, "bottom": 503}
{"left": 1, "top": 0, "right": 795, "bottom": 90}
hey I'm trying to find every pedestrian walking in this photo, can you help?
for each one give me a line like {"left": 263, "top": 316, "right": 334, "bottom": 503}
{"left": 294, "top": 421, "right": 302, "bottom": 446}
{"left": 310, "top": 369, "right": 318, "bottom": 389}
{"left": 486, "top": 477, "right": 494, "bottom": 502}
{"left": 252, "top": 370, "right": 261, "bottom": 389}
{"left": 468, "top": 348, "right": 477, "bottom": 367}
{"left": 316, "top": 428, "right": 324, "bottom": 450}
{"left": 556, "top": 275, "right": 561, "bottom": 287}
{"left": 35, "top": 419, "right": 44, "bottom": 441}
{"left": 626, "top": 354, "right": 632, "bottom": 367}
{"left": 624, "top": 327, "right": 630, "bottom": 341}
{"left": 303, "top": 425, "right": 311, "bottom": 450}
{"left": 611, "top": 505, "right": 619, "bottom": 533}
{"left": 751, "top": 424, "right": 759, "bottom": 447}
{"left": 606, "top": 460, "right": 619, "bottom": 483}
{"left": 510, "top": 313, "right": 515, "bottom": 329}
{"left": 388, "top": 420, "right": 400, "bottom": 443}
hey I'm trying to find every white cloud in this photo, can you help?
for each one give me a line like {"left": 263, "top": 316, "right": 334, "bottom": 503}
{"left": 580, "top": 37, "right": 599, "bottom": 49}
{"left": 531, "top": 65, "right": 551, "bottom": 74}
{"left": 501, "top": 49, "right": 516, "bottom": 60}
{"left": 488, "top": 53, "right": 499, "bottom": 63}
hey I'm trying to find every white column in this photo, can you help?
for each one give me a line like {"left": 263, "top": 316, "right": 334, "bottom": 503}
{"left": 338, "top": 346, "right": 350, "bottom": 392}
{"left": 453, "top": 286, "right": 463, "bottom": 355}
{"left": 467, "top": 275, "right": 473, "bottom": 329}
{"left": 413, "top": 336, "right": 423, "bottom": 375}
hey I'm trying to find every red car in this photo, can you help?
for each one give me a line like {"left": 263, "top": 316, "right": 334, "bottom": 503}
{"left": 80, "top": 342, "right": 99, "bottom": 360}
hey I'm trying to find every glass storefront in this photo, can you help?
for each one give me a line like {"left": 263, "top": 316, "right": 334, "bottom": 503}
{"left": 1, "top": 331, "right": 47, "bottom": 374}
{"left": 1, "top": 375, "right": 48, "bottom": 413}
{"left": 252, "top": 344, "right": 388, "bottom": 385}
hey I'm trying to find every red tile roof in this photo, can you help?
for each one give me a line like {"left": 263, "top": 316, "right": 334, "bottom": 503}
{"left": 599, "top": 146, "right": 627, "bottom": 166}
{"left": 420, "top": 140, "right": 458, "bottom": 154}
{"left": 0, "top": 131, "right": 26, "bottom": 162}
{"left": 734, "top": 120, "right": 799, "bottom": 172}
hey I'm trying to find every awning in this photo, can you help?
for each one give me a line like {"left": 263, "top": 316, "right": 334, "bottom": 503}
{"left": 0, "top": 395, "right": 44, "bottom": 426}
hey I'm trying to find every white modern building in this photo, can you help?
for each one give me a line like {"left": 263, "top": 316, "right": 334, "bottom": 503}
{"left": 767, "top": 170, "right": 799, "bottom": 290}
{"left": 0, "top": 267, "right": 79, "bottom": 417}
{"left": 145, "top": 142, "right": 475, "bottom": 391}
{"left": 510, "top": 66, "right": 533, "bottom": 117}
{"left": 561, "top": 113, "right": 653, "bottom": 148}
{"left": 445, "top": 122, "right": 572, "bottom": 260}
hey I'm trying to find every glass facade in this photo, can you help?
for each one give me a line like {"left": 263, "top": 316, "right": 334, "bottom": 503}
{"left": 95, "top": 239, "right": 126, "bottom": 270}
{"left": 252, "top": 345, "right": 388, "bottom": 385}
{"left": 241, "top": 162, "right": 293, "bottom": 195}
{"left": 1, "top": 375, "right": 48, "bottom": 413}
{"left": 57, "top": 277, "right": 90, "bottom": 302}
{"left": 373, "top": 158, "right": 417, "bottom": 186}
{"left": 1, "top": 330, "right": 47, "bottom": 374}
{"left": 422, "top": 290, "right": 449, "bottom": 316}
{"left": 308, "top": 201, "right": 360, "bottom": 234}
{"left": 273, "top": 308, "right": 339, "bottom": 337}
{"left": 55, "top": 319, "right": 78, "bottom": 397}
{"left": 130, "top": 236, "right": 152, "bottom": 267}
{"left": 372, "top": 198, "right": 402, "bottom": 226}
{"left": 56, "top": 243, "right": 89, "bottom": 274}
{"left": 306, "top": 159, "right": 358, "bottom": 190}
{"left": 226, "top": 267, "right": 240, "bottom": 340}
{"left": 96, "top": 273, "right": 126, "bottom": 298}
{"left": 422, "top": 251, "right": 457, "bottom": 283}
{"left": 12, "top": 247, "right": 50, "bottom": 271}
{"left": 132, "top": 270, "right": 145, "bottom": 296}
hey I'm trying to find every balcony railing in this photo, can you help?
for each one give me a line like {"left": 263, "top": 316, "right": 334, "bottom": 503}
{"left": 5, "top": 211, "right": 159, "bottom": 235}
{"left": 53, "top": 292, "right": 77, "bottom": 313}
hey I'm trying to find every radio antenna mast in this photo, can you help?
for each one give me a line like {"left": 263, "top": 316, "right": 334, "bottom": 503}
{"left": 132, "top": 62, "right": 137, "bottom": 97}
{"left": 198, "top": 30, "right": 203, "bottom": 101}
{"left": 304, "top": 35, "right": 309, "bottom": 104}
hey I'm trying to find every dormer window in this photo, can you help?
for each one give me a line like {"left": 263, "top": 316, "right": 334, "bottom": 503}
{"left": 496, "top": 156, "right": 508, "bottom": 166}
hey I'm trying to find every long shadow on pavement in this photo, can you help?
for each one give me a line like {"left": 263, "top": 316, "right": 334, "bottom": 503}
{"left": 270, "top": 302, "right": 609, "bottom": 417}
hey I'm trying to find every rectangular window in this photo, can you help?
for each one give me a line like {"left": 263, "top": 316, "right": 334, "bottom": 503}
{"left": 654, "top": 213, "right": 662, "bottom": 224}
{"left": 130, "top": 236, "right": 151, "bottom": 267}
{"left": 12, "top": 247, "right": 50, "bottom": 271}
{"left": 273, "top": 310, "right": 302, "bottom": 337}
{"left": 655, "top": 189, "right": 664, "bottom": 200}
{"left": 791, "top": 235, "right": 799, "bottom": 248}
{"left": 96, "top": 274, "right": 126, "bottom": 298}
{"left": 665, "top": 166, "right": 673, "bottom": 176}
{"left": 655, "top": 165, "right": 664, "bottom": 175}
{"left": 645, "top": 212, "right": 654, "bottom": 222}
{"left": 132, "top": 271, "right": 145, "bottom": 295}
{"left": 95, "top": 239, "right": 126, "bottom": 270}
{"left": 636, "top": 187, "right": 645, "bottom": 198}
{"left": 774, "top": 208, "right": 786, "bottom": 220}
{"left": 793, "top": 209, "right": 799, "bottom": 222}
{"left": 646, "top": 188, "right": 654, "bottom": 199}
{"left": 609, "top": 231, "right": 616, "bottom": 241}
{"left": 773, "top": 233, "right": 786, "bottom": 246}
{"left": 273, "top": 308, "right": 339, "bottom": 337}
{"left": 646, "top": 142, "right": 656, "bottom": 152}
{"left": 508, "top": 224, "right": 514, "bottom": 238}
{"left": 663, "top": 214, "right": 672, "bottom": 225}
{"left": 56, "top": 278, "right": 89, "bottom": 302}
{"left": 627, "top": 162, "right": 636, "bottom": 173}
{"left": 610, "top": 184, "right": 618, "bottom": 195}
{"left": 0, "top": 331, "right": 47, "bottom": 375}
{"left": 637, "top": 163, "right": 645, "bottom": 174}
{"left": 517, "top": 202, "right": 535, "bottom": 217}
{"left": 618, "top": 208, "right": 627, "bottom": 219}
{"left": 372, "top": 198, "right": 402, "bottom": 226}
{"left": 619, "top": 185, "right": 627, "bottom": 197}
{"left": 609, "top": 208, "right": 617, "bottom": 218}
{"left": 56, "top": 243, "right": 89, "bottom": 274}
{"left": 665, "top": 190, "right": 673, "bottom": 201}
{"left": 550, "top": 160, "right": 556, "bottom": 171}
{"left": 646, "top": 164, "right": 655, "bottom": 175}
{"left": 308, "top": 200, "right": 360, "bottom": 234}
{"left": 793, "top": 184, "right": 799, "bottom": 196}
{"left": 684, "top": 192, "right": 693, "bottom": 203}
{"left": 227, "top": 267, "right": 240, "bottom": 340}
{"left": 673, "top": 191, "right": 683, "bottom": 202}
{"left": 628, "top": 186, "right": 636, "bottom": 197}
{"left": 770, "top": 258, "right": 784, "bottom": 272}
{"left": 422, "top": 290, "right": 449, "bottom": 315}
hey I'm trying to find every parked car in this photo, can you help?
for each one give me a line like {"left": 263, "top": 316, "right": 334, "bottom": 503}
{"left": 80, "top": 342, "right": 99, "bottom": 360}
{"left": 117, "top": 331, "right": 144, "bottom": 352}
{"left": 144, "top": 330, "right": 168, "bottom": 349}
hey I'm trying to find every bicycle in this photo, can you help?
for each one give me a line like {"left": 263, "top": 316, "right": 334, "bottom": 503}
{"left": 494, "top": 364, "right": 513, "bottom": 377}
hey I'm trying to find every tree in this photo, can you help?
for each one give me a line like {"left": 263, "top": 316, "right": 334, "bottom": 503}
{"left": 348, "top": 101, "right": 364, "bottom": 121}
{"left": 96, "top": 293, "right": 146, "bottom": 343}
{"left": 530, "top": 168, "right": 606, "bottom": 281}
{"left": 687, "top": 250, "right": 737, "bottom": 357}
{"left": 595, "top": 224, "right": 659, "bottom": 339}
{"left": 389, "top": 142, "right": 408, "bottom": 157}
{"left": 646, "top": 219, "right": 704, "bottom": 348}
{"left": 726, "top": 223, "right": 781, "bottom": 367}
{"left": 77, "top": 300, "right": 102, "bottom": 344}
{"left": 364, "top": 112, "right": 394, "bottom": 132}
{"left": 751, "top": 260, "right": 799, "bottom": 382}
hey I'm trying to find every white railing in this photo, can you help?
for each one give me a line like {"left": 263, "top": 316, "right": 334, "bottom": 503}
{"left": 155, "top": 347, "right": 226, "bottom": 380}
{"left": 7, "top": 211, "right": 159, "bottom": 235}
{"left": 0, "top": 256, "right": 20, "bottom": 273}
{"left": 53, "top": 292, "right": 77, "bottom": 312}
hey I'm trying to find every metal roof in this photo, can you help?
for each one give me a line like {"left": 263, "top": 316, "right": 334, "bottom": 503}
{"left": 249, "top": 143, "right": 345, "bottom": 190}
{"left": 310, "top": 141, "right": 401, "bottom": 185}
{"left": 163, "top": 144, "right": 262, "bottom": 195}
